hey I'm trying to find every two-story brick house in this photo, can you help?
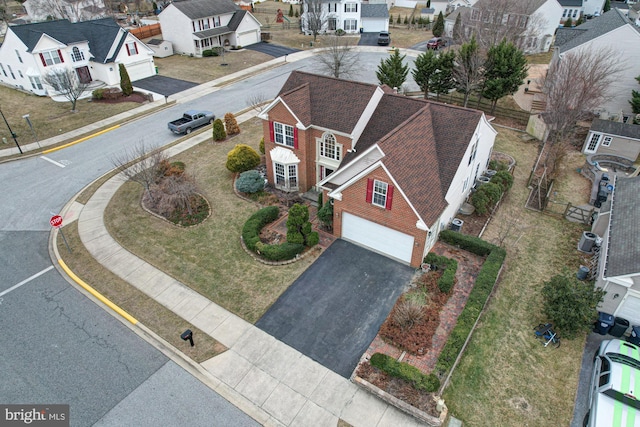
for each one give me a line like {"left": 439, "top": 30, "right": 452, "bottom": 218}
{"left": 158, "top": 0, "right": 262, "bottom": 57}
{"left": 259, "top": 71, "right": 497, "bottom": 267}
{"left": 0, "top": 18, "right": 155, "bottom": 97}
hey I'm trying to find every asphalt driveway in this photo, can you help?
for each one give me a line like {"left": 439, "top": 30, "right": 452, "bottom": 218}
{"left": 358, "top": 32, "right": 380, "bottom": 46}
{"left": 255, "top": 239, "right": 414, "bottom": 378}
{"left": 243, "top": 42, "right": 301, "bottom": 58}
{"left": 133, "top": 75, "right": 199, "bottom": 96}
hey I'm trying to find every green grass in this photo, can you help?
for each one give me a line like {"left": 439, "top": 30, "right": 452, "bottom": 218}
{"left": 104, "top": 118, "right": 318, "bottom": 323}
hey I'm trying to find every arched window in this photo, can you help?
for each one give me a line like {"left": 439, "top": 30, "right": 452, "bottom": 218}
{"left": 320, "top": 133, "right": 340, "bottom": 160}
{"left": 72, "top": 46, "right": 84, "bottom": 62}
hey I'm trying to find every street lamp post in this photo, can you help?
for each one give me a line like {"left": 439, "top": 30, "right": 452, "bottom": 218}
{"left": 22, "top": 114, "right": 40, "bottom": 149}
{"left": 0, "top": 107, "right": 22, "bottom": 154}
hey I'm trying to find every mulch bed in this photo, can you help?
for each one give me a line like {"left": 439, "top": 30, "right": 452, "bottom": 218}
{"left": 91, "top": 91, "right": 149, "bottom": 104}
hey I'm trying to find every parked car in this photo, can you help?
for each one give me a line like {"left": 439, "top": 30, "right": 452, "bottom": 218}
{"left": 584, "top": 339, "right": 640, "bottom": 427}
{"left": 168, "top": 110, "right": 215, "bottom": 134}
{"left": 377, "top": 31, "right": 391, "bottom": 46}
{"left": 426, "top": 37, "right": 446, "bottom": 50}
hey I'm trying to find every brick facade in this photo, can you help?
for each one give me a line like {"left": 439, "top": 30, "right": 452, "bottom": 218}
{"left": 332, "top": 167, "right": 428, "bottom": 267}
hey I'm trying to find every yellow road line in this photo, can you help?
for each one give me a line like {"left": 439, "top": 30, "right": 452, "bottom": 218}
{"left": 43, "top": 125, "right": 120, "bottom": 154}
{"left": 58, "top": 259, "right": 138, "bottom": 325}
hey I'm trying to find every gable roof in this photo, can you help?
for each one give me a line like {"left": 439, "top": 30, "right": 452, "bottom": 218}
{"left": 277, "top": 71, "right": 380, "bottom": 134}
{"left": 361, "top": 4, "right": 389, "bottom": 18}
{"left": 168, "top": 0, "right": 239, "bottom": 19}
{"left": 555, "top": 8, "right": 636, "bottom": 53}
{"left": 276, "top": 72, "right": 484, "bottom": 227}
{"left": 10, "top": 18, "right": 124, "bottom": 63}
{"left": 605, "top": 176, "right": 640, "bottom": 277}
{"left": 591, "top": 119, "right": 640, "bottom": 140}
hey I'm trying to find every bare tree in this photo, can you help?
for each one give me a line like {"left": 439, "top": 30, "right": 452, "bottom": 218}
{"left": 453, "top": 35, "right": 484, "bottom": 107}
{"left": 246, "top": 92, "right": 268, "bottom": 113}
{"left": 313, "top": 36, "right": 361, "bottom": 79}
{"left": 149, "top": 174, "right": 200, "bottom": 216}
{"left": 538, "top": 48, "right": 625, "bottom": 173}
{"left": 42, "top": 68, "right": 90, "bottom": 112}
{"left": 302, "top": 0, "right": 329, "bottom": 42}
{"left": 110, "top": 143, "right": 167, "bottom": 202}
{"left": 26, "top": 0, "right": 107, "bottom": 22}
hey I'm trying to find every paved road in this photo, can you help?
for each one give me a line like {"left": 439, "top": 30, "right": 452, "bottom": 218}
{"left": 0, "top": 52, "right": 421, "bottom": 425}
{"left": 256, "top": 240, "right": 413, "bottom": 378}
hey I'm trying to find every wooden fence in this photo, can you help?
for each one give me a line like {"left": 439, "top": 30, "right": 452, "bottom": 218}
{"left": 129, "top": 23, "right": 161, "bottom": 39}
{"left": 428, "top": 93, "right": 532, "bottom": 125}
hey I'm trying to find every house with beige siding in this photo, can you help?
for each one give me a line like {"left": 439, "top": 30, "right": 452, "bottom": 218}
{"left": 583, "top": 119, "right": 640, "bottom": 161}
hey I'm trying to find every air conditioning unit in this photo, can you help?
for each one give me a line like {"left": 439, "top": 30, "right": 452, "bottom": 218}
{"left": 450, "top": 218, "right": 464, "bottom": 232}
{"left": 578, "top": 231, "right": 597, "bottom": 253}
{"left": 476, "top": 176, "right": 491, "bottom": 186}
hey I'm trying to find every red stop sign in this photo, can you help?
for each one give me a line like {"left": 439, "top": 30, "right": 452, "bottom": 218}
{"left": 50, "top": 215, "right": 63, "bottom": 228}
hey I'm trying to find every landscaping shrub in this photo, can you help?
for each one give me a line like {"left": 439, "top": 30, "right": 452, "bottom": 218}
{"left": 242, "top": 206, "right": 279, "bottom": 251}
{"left": 490, "top": 170, "right": 514, "bottom": 192}
{"left": 434, "top": 232, "right": 505, "bottom": 375}
{"left": 158, "top": 160, "right": 186, "bottom": 177}
{"left": 393, "top": 297, "right": 424, "bottom": 331}
{"left": 259, "top": 137, "right": 265, "bottom": 155}
{"left": 235, "top": 170, "right": 265, "bottom": 194}
{"left": 471, "top": 183, "right": 502, "bottom": 215}
{"left": 92, "top": 88, "right": 104, "bottom": 99}
{"left": 335, "top": 29, "right": 346, "bottom": 36}
{"left": 370, "top": 353, "right": 440, "bottom": 392}
{"left": 213, "top": 118, "right": 227, "bottom": 141}
{"left": 488, "top": 159, "right": 509, "bottom": 171}
{"left": 224, "top": 112, "right": 240, "bottom": 136}
{"left": 226, "top": 144, "right": 260, "bottom": 173}
{"left": 317, "top": 200, "right": 333, "bottom": 229}
{"left": 119, "top": 64, "right": 133, "bottom": 96}
{"left": 202, "top": 49, "right": 214, "bottom": 57}
{"left": 255, "top": 241, "right": 305, "bottom": 261}
{"left": 481, "top": 182, "right": 502, "bottom": 205}
{"left": 424, "top": 252, "right": 458, "bottom": 294}
{"left": 286, "top": 203, "right": 318, "bottom": 247}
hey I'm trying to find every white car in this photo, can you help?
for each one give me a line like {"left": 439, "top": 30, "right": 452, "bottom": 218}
{"left": 585, "top": 339, "right": 640, "bottom": 427}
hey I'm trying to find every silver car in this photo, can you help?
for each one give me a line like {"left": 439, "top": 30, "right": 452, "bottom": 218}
{"left": 585, "top": 339, "right": 640, "bottom": 426}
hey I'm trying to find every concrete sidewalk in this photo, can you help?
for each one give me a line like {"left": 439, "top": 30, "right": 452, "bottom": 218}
{"left": 66, "top": 126, "right": 425, "bottom": 427}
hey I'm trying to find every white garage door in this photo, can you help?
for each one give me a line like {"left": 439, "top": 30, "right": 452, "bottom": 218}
{"left": 238, "top": 30, "right": 259, "bottom": 47}
{"left": 616, "top": 292, "right": 640, "bottom": 326}
{"left": 125, "top": 61, "right": 154, "bottom": 82}
{"left": 342, "top": 212, "right": 414, "bottom": 264}
{"left": 362, "top": 18, "right": 387, "bottom": 33}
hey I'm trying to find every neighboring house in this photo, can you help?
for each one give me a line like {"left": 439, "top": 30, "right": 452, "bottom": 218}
{"left": 23, "top": 0, "right": 108, "bottom": 23}
{"left": 558, "top": 0, "right": 606, "bottom": 22}
{"left": 583, "top": 119, "right": 640, "bottom": 159}
{"left": 147, "top": 38, "right": 174, "bottom": 58}
{"left": 159, "top": 0, "right": 262, "bottom": 57}
{"left": 258, "top": 71, "right": 497, "bottom": 267}
{"left": 553, "top": 8, "right": 640, "bottom": 119}
{"left": 445, "top": 0, "right": 563, "bottom": 53}
{"left": 301, "top": 0, "right": 388, "bottom": 35}
{"left": 629, "top": 2, "right": 640, "bottom": 25}
{"left": 0, "top": 18, "right": 155, "bottom": 97}
{"left": 393, "top": 0, "right": 476, "bottom": 12}
{"left": 591, "top": 176, "right": 640, "bottom": 326}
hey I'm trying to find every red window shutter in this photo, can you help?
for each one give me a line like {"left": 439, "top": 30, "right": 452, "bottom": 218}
{"left": 294, "top": 127, "right": 299, "bottom": 149}
{"left": 57, "top": 50, "right": 64, "bottom": 63}
{"left": 134, "top": 42, "right": 138, "bottom": 54}
{"left": 39, "top": 53, "right": 46, "bottom": 67}
{"left": 385, "top": 185, "right": 394, "bottom": 210}
{"left": 366, "top": 178, "right": 373, "bottom": 203}
{"left": 269, "top": 121, "right": 274, "bottom": 142}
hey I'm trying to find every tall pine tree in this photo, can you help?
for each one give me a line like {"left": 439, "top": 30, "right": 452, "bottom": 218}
{"left": 376, "top": 49, "right": 409, "bottom": 90}
{"left": 431, "top": 50, "right": 455, "bottom": 101}
{"left": 432, "top": 11, "right": 444, "bottom": 37}
{"left": 412, "top": 50, "right": 439, "bottom": 99}
{"left": 629, "top": 75, "right": 640, "bottom": 115}
{"left": 119, "top": 64, "right": 133, "bottom": 96}
{"left": 482, "top": 40, "right": 528, "bottom": 114}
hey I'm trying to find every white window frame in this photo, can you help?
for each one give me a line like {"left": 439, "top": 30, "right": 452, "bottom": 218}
{"left": 274, "top": 162, "right": 298, "bottom": 190}
{"left": 602, "top": 136, "right": 613, "bottom": 147}
{"left": 274, "top": 122, "right": 295, "bottom": 147}
{"left": 345, "top": 3, "right": 356, "bottom": 12}
{"left": 29, "top": 76, "right": 43, "bottom": 90}
{"left": 372, "top": 180, "right": 388, "bottom": 208}
{"left": 41, "top": 50, "right": 62, "bottom": 66}
{"left": 126, "top": 41, "right": 138, "bottom": 56}
{"left": 344, "top": 19, "right": 357, "bottom": 31}
{"left": 319, "top": 133, "right": 341, "bottom": 160}
{"left": 71, "top": 46, "right": 85, "bottom": 62}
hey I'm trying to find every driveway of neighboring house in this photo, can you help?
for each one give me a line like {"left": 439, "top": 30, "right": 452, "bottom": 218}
{"left": 243, "top": 42, "right": 301, "bottom": 57}
{"left": 255, "top": 239, "right": 414, "bottom": 378}
{"left": 133, "top": 75, "right": 199, "bottom": 97}
{"left": 358, "top": 32, "right": 379, "bottom": 46}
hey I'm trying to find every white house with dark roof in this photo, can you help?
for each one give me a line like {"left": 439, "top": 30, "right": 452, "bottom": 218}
{"left": 158, "top": 0, "right": 262, "bottom": 57}
{"left": 553, "top": 8, "right": 640, "bottom": 119}
{"left": 591, "top": 176, "right": 640, "bottom": 327}
{"left": 558, "top": 0, "right": 606, "bottom": 22}
{"left": 0, "top": 18, "right": 155, "bottom": 97}
{"left": 301, "top": 0, "right": 388, "bottom": 35}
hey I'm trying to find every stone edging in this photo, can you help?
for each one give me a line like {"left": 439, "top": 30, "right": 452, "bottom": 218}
{"left": 139, "top": 192, "right": 212, "bottom": 229}
{"left": 352, "top": 376, "right": 446, "bottom": 427}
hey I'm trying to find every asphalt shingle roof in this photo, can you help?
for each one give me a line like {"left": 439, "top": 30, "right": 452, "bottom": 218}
{"left": 10, "top": 17, "right": 124, "bottom": 63}
{"left": 555, "top": 8, "right": 634, "bottom": 53}
{"left": 276, "top": 71, "right": 484, "bottom": 227}
{"left": 605, "top": 176, "right": 640, "bottom": 277}
{"left": 473, "top": 0, "right": 546, "bottom": 15}
{"left": 591, "top": 118, "right": 640, "bottom": 140}
{"left": 361, "top": 4, "right": 389, "bottom": 18}
{"left": 169, "top": 0, "right": 239, "bottom": 19}
{"left": 558, "top": 0, "right": 583, "bottom": 6}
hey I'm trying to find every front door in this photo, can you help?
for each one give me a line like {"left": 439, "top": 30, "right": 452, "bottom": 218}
{"left": 75, "top": 66, "right": 92, "bottom": 84}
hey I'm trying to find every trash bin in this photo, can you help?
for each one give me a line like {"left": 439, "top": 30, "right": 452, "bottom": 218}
{"left": 155, "top": 66, "right": 159, "bottom": 74}
{"left": 595, "top": 312, "right": 614, "bottom": 335}
{"left": 610, "top": 317, "right": 629, "bottom": 338}
{"left": 628, "top": 326, "right": 640, "bottom": 345}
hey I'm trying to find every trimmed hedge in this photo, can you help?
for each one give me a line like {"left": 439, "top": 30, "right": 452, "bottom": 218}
{"left": 434, "top": 231, "right": 506, "bottom": 376}
{"left": 370, "top": 353, "right": 440, "bottom": 392}
{"left": 423, "top": 252, "right": 458, "bottom": 294}
{"left": 241, "top": 206, "right": 304, "bottom": 261}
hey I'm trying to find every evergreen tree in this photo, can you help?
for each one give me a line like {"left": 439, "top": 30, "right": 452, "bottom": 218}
{"left": 575, "top": 14, "right": 583, "bottom": 26}
{"left": 286, "top": 203, "right": 318, "bottom": 247}
{"left": 412, "top": 49, "right": 439, "bottom": 99}
{"left": 389, "top": 14, "right": 393, "bottom": 25}
{"left": 482, "top": 40, "right": 528, "bottom": 114}
{"left": 604, "top": 0, "right": 611, "bottom": 12}
{"left": 288, "top": 4, "right": 293, "bottom": 17}
{"left": 119, "top": 64, "right": 133, "bottom": 96}
{"left": 224, "top": 112, "right": 240, "bottom": 135}
{"left": 213, "top": 118, "right": 226, "bottom": 141}
{"left": 427, "top": 0, "right": 431, "bottom": 7}
{"left": 563, "top": 17, "right": 573, "bottom": 27}
{"left": 376, "top": 49, "right": 409, "bottom": 90}
{"left": 431, "top": 50, "right": 456, "bottom": 101}
{"left": 432, "top": 11, "right": 444, "bottom": 37}
{"left": 629, "top": 75, "right": 640, "bottom": 114}
{"left": 452, "top": 12, "right": 462, "bottom": 44}
{"left": 396, "top": 14, "right": 401, "bottom": 25}
{"left": 404, "top": 15, "right": 408, "bottom": 25}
